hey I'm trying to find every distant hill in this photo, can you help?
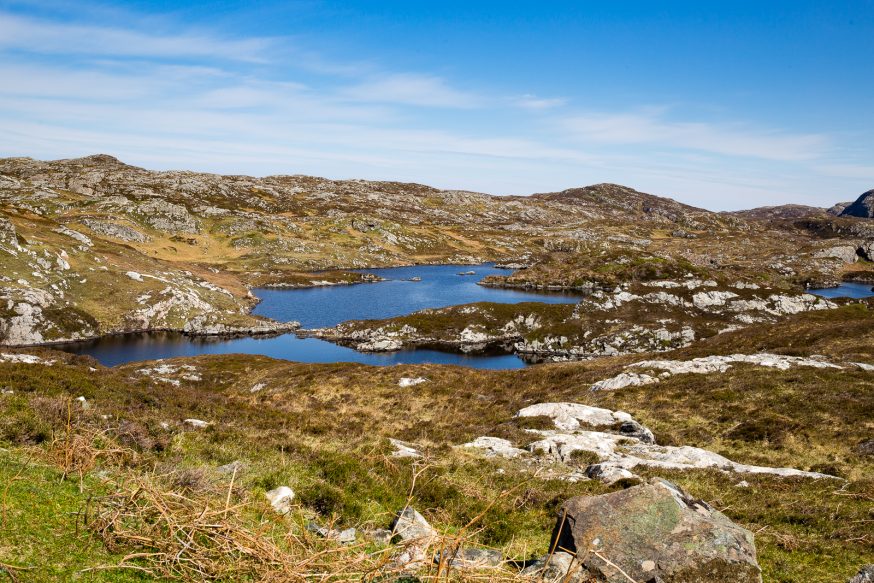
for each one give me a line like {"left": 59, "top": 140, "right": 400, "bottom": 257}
{"left": 728, "top": 204, "right": 828, "bottom": 221}
{"left": 838, "top": 189, "right": 874, "bottom": 218}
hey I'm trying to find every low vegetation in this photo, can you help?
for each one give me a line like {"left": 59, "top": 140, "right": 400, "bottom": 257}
{"left": 1, "top": 302, "right": 872, "bottom": 581}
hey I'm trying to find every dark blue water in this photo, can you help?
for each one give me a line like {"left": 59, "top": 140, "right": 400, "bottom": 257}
{"left": 58, "top": 264, "right": 580, "bottom": 369}
{"left": 252, "top": 263, "right": 577, "bottom": 328}
{"left": 809, "top": 282, "right": 874, "bottom": 299}
{"left": 59, "top": 331, "right": 527, "bottom": 369}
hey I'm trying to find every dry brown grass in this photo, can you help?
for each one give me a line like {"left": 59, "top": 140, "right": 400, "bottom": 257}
{"left": 80, "top": 466, "right": 532, "bottom": 582}
{"left": 45, "top": 399, "right": 136, "bottom": 485}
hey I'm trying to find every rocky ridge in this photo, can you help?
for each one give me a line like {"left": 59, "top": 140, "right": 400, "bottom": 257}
{"left": 2, "top": 155, "right": 872, "bottom": 346}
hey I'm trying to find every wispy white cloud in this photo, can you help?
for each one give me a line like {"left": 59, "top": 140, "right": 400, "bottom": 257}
{"left": 341, "top": 73, "right": 484, "bottom": 108}
{"left": 0, "top": 11, "right": 275, "bottom": 62}
{"left": 0, "top": 6, "right": 868, "bottom": 208}
{"left": 512, "top": 94, "right": 567, "bottom": 110}
{"left": 814, "top": 163, "right": 874, "bottom": 180}
{"left": 561, "top": 109, "right": 828, "bottom": 161}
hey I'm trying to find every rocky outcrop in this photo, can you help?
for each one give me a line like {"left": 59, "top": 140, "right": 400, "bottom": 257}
{"left": 638, "top": 353, "right": 840, "bottom": 373}
{"left": 0, "top": 216, "right": 18, "bottom": 248}
{"left": 840, "top": 190, "right": 874, "bottom": 219}
{"left": 590, "top": 372, "right": 658, "bottom": 391}
{"left": 137, "top": 199, "right": 199, "bottom": 233}
{"left": 81, "top": 218, "right": 151, "bottom": 242}
{"left": 462, "top": 436, "right": 526, "bottom": 458}
{"left": 814, "top": 245, "right": 860, "bottom": 263}
{"left": 545, "top": 479, "right": 762, "bottom": 583}
{"left": 465, "top": 401, "right": 838, "bottom": 483}
{"left": 182, "top": 315, "right": 299, "bottom": 337}
{"left": 516, "top": 402, "right": 633, "bottom": 432}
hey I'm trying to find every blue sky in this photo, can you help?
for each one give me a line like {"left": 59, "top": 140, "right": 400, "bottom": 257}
{"left": 1, "top": 1, "right": 872, "bottom": 209}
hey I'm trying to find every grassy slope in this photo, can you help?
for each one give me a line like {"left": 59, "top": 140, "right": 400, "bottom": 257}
{"left": 1, "top": 303, "right": 872, "bottom": 581}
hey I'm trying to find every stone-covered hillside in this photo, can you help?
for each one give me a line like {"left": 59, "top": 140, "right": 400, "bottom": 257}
{"left": 1, "top": 154, "right": 872, "bottom": 345}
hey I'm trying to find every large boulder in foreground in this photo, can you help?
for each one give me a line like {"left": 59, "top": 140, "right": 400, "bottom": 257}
{"left": 840, "top": 189, "right": 874, "bottom": 218}
{"left": 547, "top": 478, "right": 761, "bottom": 583}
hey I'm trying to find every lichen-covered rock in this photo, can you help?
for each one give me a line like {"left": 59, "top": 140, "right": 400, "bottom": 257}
{"left": 0, "top": 216, "right": 18, "bottom": 247}
{"left": 81, "top": 218, "right": 151, "bottom": 242}
{"left": 590, "top": 372, "right": 658, "bottom": 391}
{"left": 390, "top": 507, "right": 438, "bottom": 568}
{"left": 549, "top": 479, "right": 762, "bottom": 583}
{"left": 516, "top": 402, "right": 633, "bottom": 431}
{"left": 391, "top": 507, "right": 437, "bottom": 544}
{"left": 814, "top": 245, "right": 859, "bottom": 263}
{"left": 463, "top": 436, "right": 526, "bottom": 458}
{"left": 437, "top": 547, "right": 502, "bottom": 569}
{"left": 521, "top": 551, "right": 586, "bottom": 582}
{"left": 137, "top": 199, "right": 199, "bottom": 233}
{"left": 848, "top": 565, "right": 874, "bottom": 583}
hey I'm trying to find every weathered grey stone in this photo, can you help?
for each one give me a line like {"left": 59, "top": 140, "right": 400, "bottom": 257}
{"left": 436, "top": 547, "right": 502, "bottom": 569}
{"left": 265, "top": 486, "right": 295, "bottom": 514}
{"left": 390, "top": 507, "right": 438, "bottom": 568}
{"left": 584, "top": 463, "right": 640, "bottom": 486}
{"left": 391, "top": 507, "right": 436, "bottom": 544}
{"left": 0, "top": 216, "right": 17, "bottom": 246}
{"left": 849, "top": 565, "right": 874, "bottom": 583}
{"left": 81, "top": 218, "right": 150, "bottom": 242}
{"left": 618, "top": 420, "right": 655, "bottom": 444}
{"left": 306, "top": 521, "right": 356, "bottom": 544}
{"left": 138, "top": 199, "right": 199, "bottom": 233}
{"left": 216, "top": 460, "right": 245, "bottom": 475}
{"left": 548, "top": 478, "right": 761, "bottom": 583}
{"left": 463, "top": 436, "right": 527, "bottom": 458}
{"left": 521, "top": 551, "right": 587, "bottom": 582}
{"left": 814, "top": 245, "right": 859, "bottom": 263}
{"left": 389, "top": 438, "right": 422, "bottom": 458}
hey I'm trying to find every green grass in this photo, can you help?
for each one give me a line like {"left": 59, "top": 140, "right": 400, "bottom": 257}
{"left": 0, "top": 303, "right": 872, "bottom": 581}
{"left": 0, "top": 451, "right": 148, "bottom": 582}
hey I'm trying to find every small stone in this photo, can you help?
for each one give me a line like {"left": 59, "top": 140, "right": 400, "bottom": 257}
{"left": 436, "top": 547, "right": 502, "bottom": 569}
{"left": 368, "top": 528, "right": 393, "bottom": 545}
{"left": 856, "top": 439, "right": 874, "bottom": 458}
{"left": 521, "top": 551, "right": 586, "bottom": 582}
{"left": 391, "top": 507, "right": 436, "bottom": 544}
{"left": 398, "top": 377, "right": 428, "bottom": 388}
{"left": 585, "top": 463, "right": 640, "bottom": 485}
{"left": 265, "top": 486, "right": 295, "bottom": 514}
{"left": 306, "top": 521, "right": 356, "bottom": 544}
{"left": 216, "top": 460, "right": 245, "bottom": 475}
{"left": 183, "top": 418, "right": 210, "bottom": 429}
{"left": 389, "top": 438, "right": 422, "bottom": 458}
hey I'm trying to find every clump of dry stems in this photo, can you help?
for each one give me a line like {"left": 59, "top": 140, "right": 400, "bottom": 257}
{"left": 80, "top": 466, "right": 531, "bottom": 582}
